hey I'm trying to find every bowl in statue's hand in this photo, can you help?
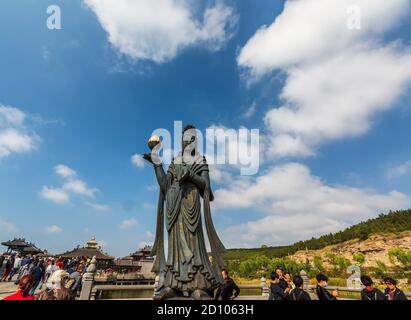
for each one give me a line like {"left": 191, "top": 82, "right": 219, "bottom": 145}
{"left": 148, "top": 135, "right": 161, "bottom": 150}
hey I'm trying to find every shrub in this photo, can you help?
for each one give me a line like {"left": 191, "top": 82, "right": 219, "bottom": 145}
{"left": 372, "top": 260, "right": 388, "bottom": 279}
{"left": 313, "top": 256, "right": 325, "bottom": 274}
{"left": 388, "top": 247, "right": 411, "bottom": 267}
{"left": 353, "top": 252, "right": 365, "bottom": 264}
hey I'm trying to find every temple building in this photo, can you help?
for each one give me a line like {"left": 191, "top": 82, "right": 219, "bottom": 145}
{"left": 21, "top": 243, "right": 44, "bottom": 255}
{"left": 57, "top": 236, "right": 114, "bottom": 269}
{"left": 115, "top": 245, "right": 154, "bottom": 275}
{"left": 1, "top": 238, "right": 29, "bottom": 253}
{"left": 1, "top": 238, "right": 46, "bottom": 255}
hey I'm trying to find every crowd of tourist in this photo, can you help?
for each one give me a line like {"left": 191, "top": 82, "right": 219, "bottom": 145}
{"left": 1, "top": 253, "right": 409, "bottom": 301}
{"left": 0, "top": 253, "right": 91, "bottom": 300}
{"left": 262, "top": 267, "right": 408, "bottom": 300}
{"left": 210, "top": 267, "right": 408, "bottom": 301}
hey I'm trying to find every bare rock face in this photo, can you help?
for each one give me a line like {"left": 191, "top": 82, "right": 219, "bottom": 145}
{"left": 289, "top": 231, "right": 411, "bottom": 269}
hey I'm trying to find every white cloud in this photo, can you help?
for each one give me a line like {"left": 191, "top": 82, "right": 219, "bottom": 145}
{"left": 84, "top": 0, "right": 237, "bottom": 63}
{"left": 120, "top": 218, "right": 137, "bottom": 229}
{"left": 63, "top": 179, "right": 98, "bottom": 198}
{"left": 143, "top": 202, "right": 155, "bottom": 210}
{"left": 241, "top": 102, "right": 256, "bottom": 119}
{"left": 238, "top": 0, "right": 410, "bottom": 76}
{"left": 145, "top": 231, "right": 155, "bottom": 239}
{"left": 387, "top": 160, "right": 411, "bottom": 179}
{"left": 46, "top": 225, "right": 63, "bottom": 234}
{"left": 0, "top": 129, "right": 36, "bottom": 157}
{"left": 0, "top": 218, "right": 17, "bottom": 233}
{"left": 0, "top": 105, "right": 38, "bottom": 158}
{"left": 40, "top": 186, "right": 70, "bottom": 204}
{"left": 208, "top": 165, "right": 232, "bottom": 184}
{"left": 215, "top": 163, "right": 411, "bottom": 247}
{"left": 98, "top": 240, "right": 108, "bottom": 248}
{"left": 266, "top": 134, "right": 314, "bottom": 159}
{"left": 55, "top": 164, "right": 76, "bottom": 178}
{"left": 146, "top": 184, "right": 158, "bottom": 192}
{"left": 218, "top": 0, "right": 411, "bottom": 247}
{"left": 238, "top": 0, "right": 411, "bottom": 158}
{"left": 223, "top": 214, "right": 349, "bottom": 249}
{"left": 265, "top": 46, "right": 411, "bottom": 157}
{"left": 41, "top": 165, "right": 100, "bottom": 204}
{"left": 0, "top": 105, "right": 25, "bottom": 126}
{"left": 131, "top": 153, "right": 145, "bottom": 168}
{"left": 86, "top": 202, "right": 111, "bottom": 211}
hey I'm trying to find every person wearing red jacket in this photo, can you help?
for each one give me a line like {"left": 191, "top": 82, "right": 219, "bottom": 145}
{"left": 2, "top": 275, "right": 35, "bottom": 300}
{"left": 55, "top": 261, "right": 64, "bottom": 269}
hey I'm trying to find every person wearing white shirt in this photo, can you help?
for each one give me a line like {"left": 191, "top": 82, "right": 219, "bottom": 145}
{"left": 44, "top": 260, "right": 59, "bottom": 284}
{"left": 8, "top": 254, "right": 22, "bottom": 281}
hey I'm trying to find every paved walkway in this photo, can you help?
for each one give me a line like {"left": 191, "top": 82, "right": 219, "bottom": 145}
{"left": 0, "top": 281, "right": 18, "bottom": 299}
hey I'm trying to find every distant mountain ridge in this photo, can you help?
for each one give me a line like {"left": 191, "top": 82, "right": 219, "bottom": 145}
{"left": 224, "top": 210, "right": 411, "bottom": 261}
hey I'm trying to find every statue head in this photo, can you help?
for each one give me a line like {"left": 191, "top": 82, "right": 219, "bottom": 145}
{"left": 182, "top": 124, "right": 198, "bottom": 158}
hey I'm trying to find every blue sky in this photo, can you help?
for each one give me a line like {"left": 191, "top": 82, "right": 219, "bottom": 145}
{"left": 1, "top": 0, "right": 411, "bottom": 257}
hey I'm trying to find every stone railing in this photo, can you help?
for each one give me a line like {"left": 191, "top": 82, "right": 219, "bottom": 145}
{"left": 79, "top": 256, "right": 155, "bottom": 300}
{"left": 79, "top": 256, "right": 97, "bottom": 300}
{"left": 79, "top": 264, "right": 410, "bottom": 300}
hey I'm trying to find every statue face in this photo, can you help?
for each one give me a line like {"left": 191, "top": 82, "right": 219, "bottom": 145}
{"left": 182, "top": 129, "right": 196, "bottom": 155}
{"left": 181, "top": 128, "right": 199, "bottom": 164}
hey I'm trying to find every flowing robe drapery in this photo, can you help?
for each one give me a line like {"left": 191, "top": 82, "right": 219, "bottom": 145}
{"left": 150, "top": 154, "right": 226, "bottom": 296}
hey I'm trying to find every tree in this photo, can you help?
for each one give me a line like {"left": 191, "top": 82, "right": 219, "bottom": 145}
{"left": 388, "top": 247, "right": 411, "bottom": 267}
{"left": 224, "top": 210, "right": 411, "bottom": 262}
{"left": 313, "top": 256, "right": 325, "bottom": 274}
{"left": 372, "top": 260, "right": 388, "bottom": 279}
{"left": 353, "top": 252, "right": 365, "bottom": 265}
{"left": 327, "top": 254, "right": 350, "bottom": 276}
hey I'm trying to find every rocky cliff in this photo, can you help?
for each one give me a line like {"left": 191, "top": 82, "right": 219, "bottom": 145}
{"left": 289, "top": 231, "right": 411, "bottom": 268}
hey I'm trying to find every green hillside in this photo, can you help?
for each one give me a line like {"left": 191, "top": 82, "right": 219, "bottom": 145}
{"left": 223, "top": 209, "right": 411, "bottom": 261}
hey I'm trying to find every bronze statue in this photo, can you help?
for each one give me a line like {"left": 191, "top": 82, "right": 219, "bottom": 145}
{"left": 143, "top": 125, "right": 226, "bottom": 300}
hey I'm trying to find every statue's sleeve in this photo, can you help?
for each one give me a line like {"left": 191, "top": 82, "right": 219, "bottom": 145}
{"left": 200, "top": 169, "right": 214, "bottom": 201}
{"left": 153, "top": 164, "right": 169, "bottom": 194}
{"left": 150, "top": 190, "right": 165, "bottom": 275}
{"left": 189, "top": 170, "right": 206, "bottom": 192}
{"left": 202, "top": 165, "right": 225, "bottom": 268}
{"left": 188, "top": 157, "right": 214, "bottom": 200}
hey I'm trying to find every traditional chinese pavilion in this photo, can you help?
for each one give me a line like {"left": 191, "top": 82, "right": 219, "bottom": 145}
{"left": 1, "top": 238, "right": 45, "bottom": 255}
{"left": 57, "top": 236, "right": 114, "bottom": 267}
{"left": 115, "top": 245, "right": 154, "bottom": 274}
{"left": 21, "top": 243, "right": 44, "bottom": 255}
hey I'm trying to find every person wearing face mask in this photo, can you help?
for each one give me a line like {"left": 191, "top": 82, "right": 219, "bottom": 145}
{"left": 315, "top": 274, "right": 337, "bottom": 300}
